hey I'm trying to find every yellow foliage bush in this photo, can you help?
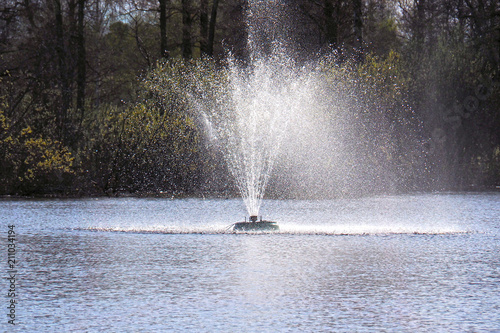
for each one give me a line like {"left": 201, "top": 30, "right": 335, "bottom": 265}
{"left": 0, "top": 105, "right": 74, "bottom": 194}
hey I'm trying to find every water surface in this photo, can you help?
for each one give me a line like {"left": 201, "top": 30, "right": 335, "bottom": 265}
{"left": 1, "top": 193, "right": 499, "bottom": 332}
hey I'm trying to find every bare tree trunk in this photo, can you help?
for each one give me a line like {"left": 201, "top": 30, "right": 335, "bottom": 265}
{"left": 68, "top": 0, "right": 77, "bottom": 33}
{"left": 23, "top": 0, "right": 36, "bottom": 29}
{"left": 93, "top": 0, "right": 102, "bottom": 109}
{"left": 159, "top": 0, "right": 168, "bottom": 58}
{"left": 414, "top": 0, "right": 426, "bottom": 45}
{"left": 76, "top": 0, "right": 86, "bottom": 124}
{"left": 200, "top": 0, "right": 209, "bottom": 56}
{"left": 53, "top": 0, "right": 71, "bottom": 142}
{"left": 457, "top": 0, "right": 466, "bottom": 42}
{"left": 182, "top": 0, "right": 192, "bottom": 58}
{"left": 133, "top": 17, "right": 152, "bottom": 67}
{"left": 207, "top": 0, "right": 219, "bottom": 56}
{"left": 323, "top": 0, "right": 338, "bottom": 49}
{"left": 353, "top": 0, "right": 363, "bottom": 62}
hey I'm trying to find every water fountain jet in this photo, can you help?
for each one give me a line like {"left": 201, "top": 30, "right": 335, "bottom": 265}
{"left": 178, "top": 1, "right": 321, "bottom": 229}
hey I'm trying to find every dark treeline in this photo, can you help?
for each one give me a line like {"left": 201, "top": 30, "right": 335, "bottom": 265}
{"left": 0, "top": 0, "right": 499, "bottom": 196}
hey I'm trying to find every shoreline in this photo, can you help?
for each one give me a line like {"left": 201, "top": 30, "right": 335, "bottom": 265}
{"left": 1, "top": 186, "right": 498, "bottom": 200}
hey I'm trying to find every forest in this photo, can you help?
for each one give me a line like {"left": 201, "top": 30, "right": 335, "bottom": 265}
{"left": 0, "top": 0, "right": 499, "bottom": 197}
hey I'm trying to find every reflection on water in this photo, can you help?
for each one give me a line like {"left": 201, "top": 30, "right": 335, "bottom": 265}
{"left": 78, "top": 223, "right": 468, "bottom": 235}
{"left": 1, "top": 193, "right": 499, "bottom": 332}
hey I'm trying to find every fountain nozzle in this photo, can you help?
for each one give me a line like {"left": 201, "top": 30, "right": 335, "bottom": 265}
{"left": 231, "top": 216, "right": 279, "bottom": 231}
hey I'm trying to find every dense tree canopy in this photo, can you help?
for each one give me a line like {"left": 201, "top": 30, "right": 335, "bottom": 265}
{"left": 0, "top": 0, "right": 499, "bottom": 196}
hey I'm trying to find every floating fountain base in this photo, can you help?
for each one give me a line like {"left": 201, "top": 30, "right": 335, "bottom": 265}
{"left": 231, "top": 216, "right": 279, "bottom": 232}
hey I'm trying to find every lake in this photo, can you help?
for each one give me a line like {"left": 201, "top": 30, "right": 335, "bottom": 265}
{"left": 1, "top": 193, "right": 499, "bottom": 332}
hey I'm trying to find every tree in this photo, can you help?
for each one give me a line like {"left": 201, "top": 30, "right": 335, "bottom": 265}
{"left": 292, "top": 0, "right": 367, "bottom": 60}
{"left": 181, "top": 0, "right": 193, "bottom": 58}
{"left": 353, "top": 0, "right": 364, "bottom": 62}
{"left": 76, "top": 0, "right": 86, "bottom": 128}
{"left": 0, "top": 83, "right": 75, "bottom": 195}
{"left": 207, "top": 0, "right": 220, "bottom": 56}
{"left": 364, "top": 0, "right": 401, "bottom": 56}
{"left": 159, "top": 0, "right": 169, "bottom": 58}
{"left": 52, "top": 0, "right": 72, "bottom": 143}
{"left": 199, "top": 0, "right": 209, "bottom": 55}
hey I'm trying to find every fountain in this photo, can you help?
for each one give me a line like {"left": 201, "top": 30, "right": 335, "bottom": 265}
{"left": 163, "top": 0, "right": 419, "bottom": 231}
{"left": 184, "top": 1, "right": 320, "bottom": 232}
